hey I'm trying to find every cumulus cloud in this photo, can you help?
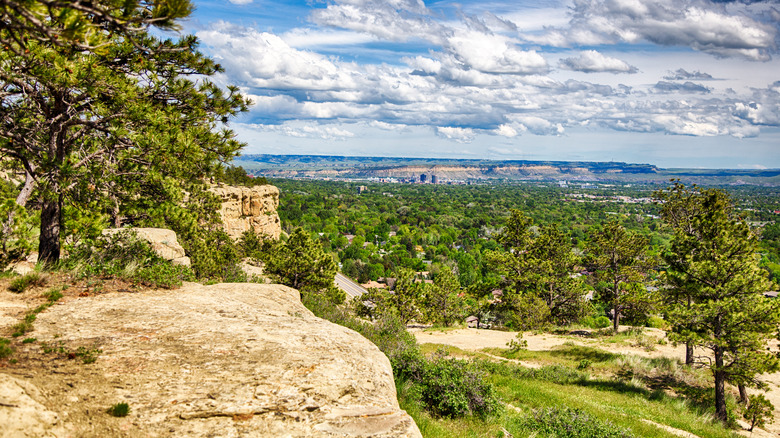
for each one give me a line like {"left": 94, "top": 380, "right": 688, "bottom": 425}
{"left": 195, "top": 1, "right": 779, "bottom": 147}
{"left": 559, "top": 50, "right": 638, "bottom": 73}
{"left": 274, "top": 123, "right": 357, "bottom": 140}
{"left": 653, "top": 81, "right": 712, "bottom": 93}
{"left": 663, "top": 68, "right": 714, "bottom": 80}
{"left": 436, "top": 126, "right": 477, "bottom": 143}
{"left": 446, "top": 30, "right": 549, "bottom": 75}
{"left": 528, "top": 0, "right": 778, "bottom": 61}
{"left": 310, "top": 0, "right": 444, "bottom": 44}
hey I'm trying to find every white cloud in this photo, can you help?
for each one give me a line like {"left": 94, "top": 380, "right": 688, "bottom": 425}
{"left": 559, "top": 50, "right": 638, "bottom": 73}
{"left": 310, "top": 0, "right": 444, "bottom": 44}
{"left": 495, "top": 124, "right": 520, "bottom": 138}
{"left": 227, "top": 0, "right": 252, "bottom": 4}
{"left": 529, "top": 0, "right": 778, "bottom": 61}
{"left": 281, "top": 28, "right": 376, "bottom": 48}
{"left": 663, "top": 68, "right": 713, "bottom": 80}
{"left": 445, "top": 30, "right": 549, "bottom": 75}
{"left": 436, "top": 126, "right": 476, "bottom": 143}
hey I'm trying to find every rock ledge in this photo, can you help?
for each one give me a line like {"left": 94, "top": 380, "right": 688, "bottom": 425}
{"left": 6, "top": 283, "right": 420, "bottom": 437}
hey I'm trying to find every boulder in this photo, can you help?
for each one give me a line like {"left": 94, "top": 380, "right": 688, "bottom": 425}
{"left": 102, "top": 227, "right": 191, "bottom": 267}
{"left": 210, "top": 185, "right": 282, "bottom": 240}
{"left": 17, "top": 283, "right": 420, "bottom": 437}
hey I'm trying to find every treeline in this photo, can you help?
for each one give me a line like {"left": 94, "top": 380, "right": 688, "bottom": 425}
{"left": 271, "top": 178, "right": 780, "bottom": 424}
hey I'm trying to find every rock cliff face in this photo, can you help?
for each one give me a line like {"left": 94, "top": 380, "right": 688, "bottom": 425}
{"left": 210, "top": 184, "right": 282, "bottom": 240}
{"left": 1, "top": 283, "right": 420, "bottom": 437}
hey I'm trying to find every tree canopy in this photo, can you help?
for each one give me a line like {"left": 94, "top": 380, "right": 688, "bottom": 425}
{"left": 656, "top": 182, "right": 780, "bottom": 422}
{"left": 1, "top": 0, "right": 249, "bottom": 263}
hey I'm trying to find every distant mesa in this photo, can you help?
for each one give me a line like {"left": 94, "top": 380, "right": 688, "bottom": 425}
{"left": 235, "top": 155, "right": 780, "bottom": 185}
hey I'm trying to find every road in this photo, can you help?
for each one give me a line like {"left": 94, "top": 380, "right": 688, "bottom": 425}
{"left": 334, "top": 273, "right": 368, "bottom": 299}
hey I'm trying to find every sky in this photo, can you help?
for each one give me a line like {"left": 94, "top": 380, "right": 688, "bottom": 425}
{"left": 180, "top": 0, "right": 780, "bottom": 168}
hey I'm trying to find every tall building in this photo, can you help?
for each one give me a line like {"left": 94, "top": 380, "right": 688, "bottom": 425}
{"left": 420, "top": 174, "right": 427, "bottom": 183}
{"left": 431, "top": 175, "right": 438, "bottom": 184}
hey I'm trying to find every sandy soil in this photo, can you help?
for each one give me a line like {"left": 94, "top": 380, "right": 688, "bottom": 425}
{"left": 412, "top": 327, "right": 780, "bottom": 437}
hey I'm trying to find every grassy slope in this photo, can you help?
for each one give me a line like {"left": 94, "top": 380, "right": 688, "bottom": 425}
{"left": 402, "top": 343, "right": 737, "bottom": 438}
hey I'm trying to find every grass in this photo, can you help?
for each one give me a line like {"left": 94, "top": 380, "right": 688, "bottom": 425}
{"left": 0, "top": 338, "right": 13, "bottom": 358}
{"left": 10, "top": 285, "right": 66, "bottom": 338}
{"left": 421, "top": 324, "right": 467, "bottom": 333}
{"left": 8, "top": 271, "right": 47, "bottom": 293}
{"left": 403, "top": 341, "right": 738, "bottom": 438}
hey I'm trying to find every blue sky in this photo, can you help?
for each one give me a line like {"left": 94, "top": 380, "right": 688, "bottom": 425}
{"left": 181, "top": 0, "right": 780, "bottom": 168}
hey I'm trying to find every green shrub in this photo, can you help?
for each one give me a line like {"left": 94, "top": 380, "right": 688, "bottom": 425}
{"left": 0, "top": 190, "right": 38, "bottom": 269}
{"left": 75, "top": 346, "right": 102, "bottom": 364}
{"left": 0, "top": 338, "right": 13, "bottom": 358}
{"left": 133, "top": 263, "right": 195, "bottom": 289}
{"left": 183, "top": 228, "right": 245, "bottom": 282}
{"left": 8, "top": 272, "right": 47, "bottom": 293}
{"left": 418, "top": 356, "right": 501, "bottom": 419}
{"left": 302, "top": 293, "right": 498, "bottom": 419}
{"left": 63, "top": 231, "right": 156, "bottom": 276}
{"left": 582, "top": 315, "right": 611, "bottom": 329}
{"left": 507, "top": 333, "right": 528, "bottom": 352}
{"left": 646, "top": 315, "right": 666, "bottom": 329}
{"left": 63, "top": 231, "right": 195, "bottom": 288}
{"left": 518, "top": 407, "right": 635, "bottom": 438}
{"left": 11, "top": 319, "right": 34, "bottom": 337}
{"left": 744, "top": 394, "right": 774, "bottom": 432}
{"left": 107, "top": 402, "right": 130, "bottom": 417}
{"left": 43, "top": 287, "right": 64, "bottom": 302}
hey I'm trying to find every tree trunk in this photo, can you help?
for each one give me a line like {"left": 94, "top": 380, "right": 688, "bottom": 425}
{"left": 685, "top": 342, "right": 694, "bottom": 365}
{"left": 738, "top": 385, "right": 748, "bottom": 406}
{"left": 38, "top": 194, "right": 62, "bottom": 265}
{"left": 613, "top": 281, "right": 620, "bottom": 333}
{"left": 685, "top": 295, "right": 694, "bottom": 365}
{"left": 714, "top": 347, "right": 728, "bottom": 423}
{"left": 613, "top": 308, "right": 620, "bottom": 332}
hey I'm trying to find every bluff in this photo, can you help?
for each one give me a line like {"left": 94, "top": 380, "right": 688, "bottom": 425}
{"left": 0, "top": 283, "right": 421, "bottom": 437}
{"left": 210, "top": 184, "right": 282, "bottom": 240}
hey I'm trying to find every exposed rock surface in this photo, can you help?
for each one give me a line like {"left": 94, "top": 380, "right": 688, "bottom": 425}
{"left": 3, "top": 283, "right": 420, "bottom": 437}
{"left": 210, "top": 184, "right": 282, "bottom": 240}
{"left": 102, "top": 227, "right": 191, "bottom": 267}
{"left": 0, "top": 375, "right": 64, "bottom": 438}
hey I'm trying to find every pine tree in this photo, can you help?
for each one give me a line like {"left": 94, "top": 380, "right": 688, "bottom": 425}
{"left": 389, "top": 268, "right": 421, "bottom": 325}
{"left": 657, "top": 183, "right": 780, "bottom": 422}
{"left": 264, "top": 228, "right": 338, "bottom": 296}
{"left": 423, "top": 266, "right": 464, "bottom": 327}
{"left": 586, "top": 220, "right": 652, "bottom": 332}
{"left": 488, "top": 209, "right": 586, "bottom": 327}
{"left": 0, "top": 0, "right": 249, "bottom": 264}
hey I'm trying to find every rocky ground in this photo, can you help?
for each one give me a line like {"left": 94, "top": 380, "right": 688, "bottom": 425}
{"left": 0, "top": 275, "right": 419, "bottom": 438}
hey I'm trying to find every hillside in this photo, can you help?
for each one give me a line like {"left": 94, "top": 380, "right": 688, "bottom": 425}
{"left": 236, "top": 155, "right": 780, "bottom": 186}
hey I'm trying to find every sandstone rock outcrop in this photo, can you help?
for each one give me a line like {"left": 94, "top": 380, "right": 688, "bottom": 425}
{"left": 4, "top": 283, "right": 420, "bottom": 437}
{"left": 0, "top": 375, "right": 65, "bottom": 438}
{"left": 102, "top": 227, "right": 191, "bottom": 267}
{"left": 210, "top": 184, "right": 282, "bottom": 240}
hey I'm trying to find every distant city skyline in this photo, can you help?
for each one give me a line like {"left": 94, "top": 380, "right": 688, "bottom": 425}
{"left": 183, "top": 0, "right": 780, "bottom": 168}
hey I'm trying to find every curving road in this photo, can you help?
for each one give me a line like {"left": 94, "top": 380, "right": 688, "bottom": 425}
{"left": 334, "top": 273, "right": 368, "bottom": 299}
